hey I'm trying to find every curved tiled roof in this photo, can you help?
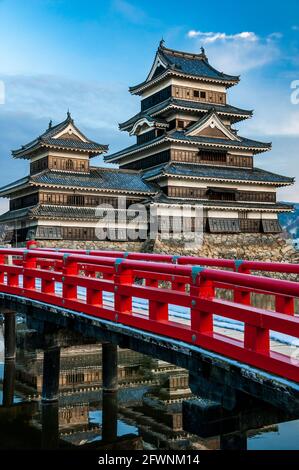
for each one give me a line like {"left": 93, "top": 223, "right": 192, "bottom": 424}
{"left": 142, "top": 162, "right": 294, "bottom": 186}
{"left": 149, "top": 193, "right": 293, "bottom": 211}
{"left": 0, "top": 206, "right": 32, "bottom": 222}
{"left": 167, "top": 130, "right": 271, "bottom": 150}
{"left": 119, "top": 98, "right": 252, "bottom": 131}
{"left": 130, "top": 43, "right": 239, "bottom": 93}
{"left": 159, "top": 46, "right": 238, "bottom": 82}
{"left": 31, "top": 168, "right": 156, "bottom": 193}
{"left": 105, "top": 130, "right": 270, "bottom": 162}
{"left": 12, "top": 113, "right": 108, "bottom": 159}
{"left": 0, "top": 176, "right": 30, "bottom": 196}
{"left": 30, "top": 205, "right": 115, "bottom": 220}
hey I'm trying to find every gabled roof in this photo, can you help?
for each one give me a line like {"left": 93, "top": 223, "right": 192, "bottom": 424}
{"left": 130, "top": 115, "right": 169, "bottom": 135}
{"left": 130, "top": 41, "right": 239, "bottom": 94}
{"left": 167, "top": 130, "right": 271, "bottom": 153}
{"left": 12, "top": 112, "right": 108, "bottom": 159}
{"left": 185, "top": 109, "right": 241, "bottom": 140}
{"left": 141, "top": 162, "right": 294, "bottom": 186}
{"left": 119, "top": 98, "right": 253, "bottom": 132}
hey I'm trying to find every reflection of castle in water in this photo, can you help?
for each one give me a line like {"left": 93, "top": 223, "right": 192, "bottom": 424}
{"left": 0, "top": 321, "right": 289, "bottom": 450}
{"left": 15, "top": 343, "right": 188, "bottom": 394}
{"left": 14, "top": 338, "right": 202, "bottom": 448}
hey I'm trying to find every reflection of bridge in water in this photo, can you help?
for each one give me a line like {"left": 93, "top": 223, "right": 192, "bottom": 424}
{"left": 1, "top": 244, "right": 299, "bottom": 449}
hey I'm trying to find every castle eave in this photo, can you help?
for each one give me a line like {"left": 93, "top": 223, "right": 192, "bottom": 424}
{"left": 129, "top": 69, "right": 239, "bottom": 96}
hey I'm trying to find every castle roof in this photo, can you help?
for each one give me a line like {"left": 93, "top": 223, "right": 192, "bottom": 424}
{"left": 119, "top": 98, "right": 253, "bottom": 132}
{"left": 0, "top": 167, "right": 157, "bottom": 198}
{"left": 105, "top": 130, "right": 271, "bottom": 163}
{"left": 147, "top": 193, "right": 293, "bottom": 212}
{"left": 31, "top": 168, "right": 155, "bottom": 193}
{"left": 12, "top": 112, "right": 108, "bottom": 159}
{"left": 130, "top": 42, "right": 239, "bottom": 94}
{"left": 142, "top": 162, "right": 294, "bottom": 186}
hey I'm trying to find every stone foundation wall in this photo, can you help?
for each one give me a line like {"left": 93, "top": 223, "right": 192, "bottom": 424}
{"left": 150, "top": 233, "right": 299, "bottom": 263}
{"left": 36, "top": 239, "right": 145, "bottom": 252}
{"left": 35, "top": 234, "right": 298, "bottom": 264}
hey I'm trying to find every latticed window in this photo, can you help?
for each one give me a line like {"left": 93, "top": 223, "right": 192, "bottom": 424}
{"left": 65, "top": 159, "right": 74, "bottom": 170}
{"left": 207, "top": 188, "right": 236, "bottom": 201}
{"left": 35, "top": 226, "right": 63, "bottom": 239}
{"left": 208, "top": 218, "right": 240, "bottom": 233}
{"left": 67, "top": 195, "right": 85, "bottom": 206}
{"left": 262, "top": 219, "right": 281, "bottom": 233}
{"left": 199, "top": 151, "right": 227, "bottom": 163}
{"left": 240, "top": 219, "right": 261, "bottom": 232}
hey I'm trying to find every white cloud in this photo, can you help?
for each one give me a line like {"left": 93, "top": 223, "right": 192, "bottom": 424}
{"left": 187, "top": 29, "right": 281, "bottom": 74}
{"left": 187, "top": 30, "right": 258, "bottom": 43}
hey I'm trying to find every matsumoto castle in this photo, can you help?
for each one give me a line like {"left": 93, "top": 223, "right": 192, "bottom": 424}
{"left": 0, "top": 41, "right": 294, "bottom": 246}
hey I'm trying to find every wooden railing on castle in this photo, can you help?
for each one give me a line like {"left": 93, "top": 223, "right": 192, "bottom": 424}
{"left": 0, "top": 243, "right": 299, "bottom": 383}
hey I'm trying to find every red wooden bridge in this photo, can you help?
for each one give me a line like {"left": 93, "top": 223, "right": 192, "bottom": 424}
{"left": 0, "top": 242, "right": 299, "bottom": 385}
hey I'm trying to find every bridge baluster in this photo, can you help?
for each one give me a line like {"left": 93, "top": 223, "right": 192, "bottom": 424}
{"left": 62, "top": 255, "right": 78, "bottom": 300}
{"left": 191, "top": 270, "right": 214, "bottom": 334}
{"left": 275, "top": 295, "right": 295, "bottom": 316}
{"left": 114, "top": 261, "right": 133, "bottom": 314}
{"left": 23, "top": 251, "right": 37, "bottom": 290}
{"left": 172, "top": 280, "right": 186, "bottom": 292}
{"left": 240, "top": 290, "right": 269, "bottom": 355}
{"left": 86, "top": 285, "right": 103, "bottom": 307}
{"left": 145, "top": 277, "right": 169, "bottom": 322}
{"left": 145, "top": 278, "right": 158, "bottom": 288}
{"left": 41, "top": 276, "right": 55, "bottom": 295}
{"left": 0, "top": 254, "right": 5, "bottom": 284}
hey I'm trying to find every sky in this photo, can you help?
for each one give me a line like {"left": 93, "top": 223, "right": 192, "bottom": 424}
{"left": 0, "top": 0, "right": 299, "bottom": 214}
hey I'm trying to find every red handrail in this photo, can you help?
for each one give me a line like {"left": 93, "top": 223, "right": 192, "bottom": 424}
{"left": 1, "top": 247, "right": 299, "bottom": 383}
{"left": 32, "top": 246, "right": 299, "bottom": 275}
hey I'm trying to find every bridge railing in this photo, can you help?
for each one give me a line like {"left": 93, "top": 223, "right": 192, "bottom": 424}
{"left": 0, "top": 248, "right": 299, "bottom": 383}
{"left": 32, "top": 246, "right": 299, "bottom": 276}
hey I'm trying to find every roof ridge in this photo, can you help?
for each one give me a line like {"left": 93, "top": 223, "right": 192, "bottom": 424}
{"left": 159, "top": 42, "right": 208, "bottom": 62}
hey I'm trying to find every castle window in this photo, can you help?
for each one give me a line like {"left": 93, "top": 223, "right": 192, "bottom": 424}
{"left": 65, "top": 159, "right": 74, "bottom": 170}
{"left": 209, "top": 218, "right": 240, "bottom": 233}
{"left": 193, "top": 90, "right": 199, "bottom": 98}
{"left": 200, "top": 91, "right": 206, "bottom": 99}
{"left": 67, "top": 195, "right": 85, "bottom": 206}
{"left": 177, "top": 120, "right": 184, "bottom": 129}
{"left": 262, "top": 219, "right": 281, "bottom": 233}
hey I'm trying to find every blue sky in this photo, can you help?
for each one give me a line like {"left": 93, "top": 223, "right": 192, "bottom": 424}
{"left": 0, "top": 0, "right": 299, "bottom": 213}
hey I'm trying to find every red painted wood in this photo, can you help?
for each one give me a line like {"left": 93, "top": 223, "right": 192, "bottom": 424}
{"left": 1, "top": 246, "right": 299, "bottom": 383}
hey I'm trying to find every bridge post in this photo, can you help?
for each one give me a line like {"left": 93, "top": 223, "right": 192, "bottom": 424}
{"left": 41, "top": 346, "right": 61, "bottom": 449}
{"left": 2, "top": 310, "right": 16, "bottom": 407}
{"left": 42, "top": 346, "right": 61, "bottom": 402}
{"left": 102, "top": 342, "right": 118, "bottom": 443}
{"left": 4, "top": 309, "right": 16, "bottom": 361}
{"left": 2, "top": 357, "right": 16, "bottom": 407}
{"left": 102, "top": 342, "right": 118, "bottom": 391}
{"left": 41, "top": 401, "right": 59, "bottom": 449}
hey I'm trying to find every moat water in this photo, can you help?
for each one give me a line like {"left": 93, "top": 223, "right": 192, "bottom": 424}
{"left": 0, "top": 315, "right": 299, "bottom": 451}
